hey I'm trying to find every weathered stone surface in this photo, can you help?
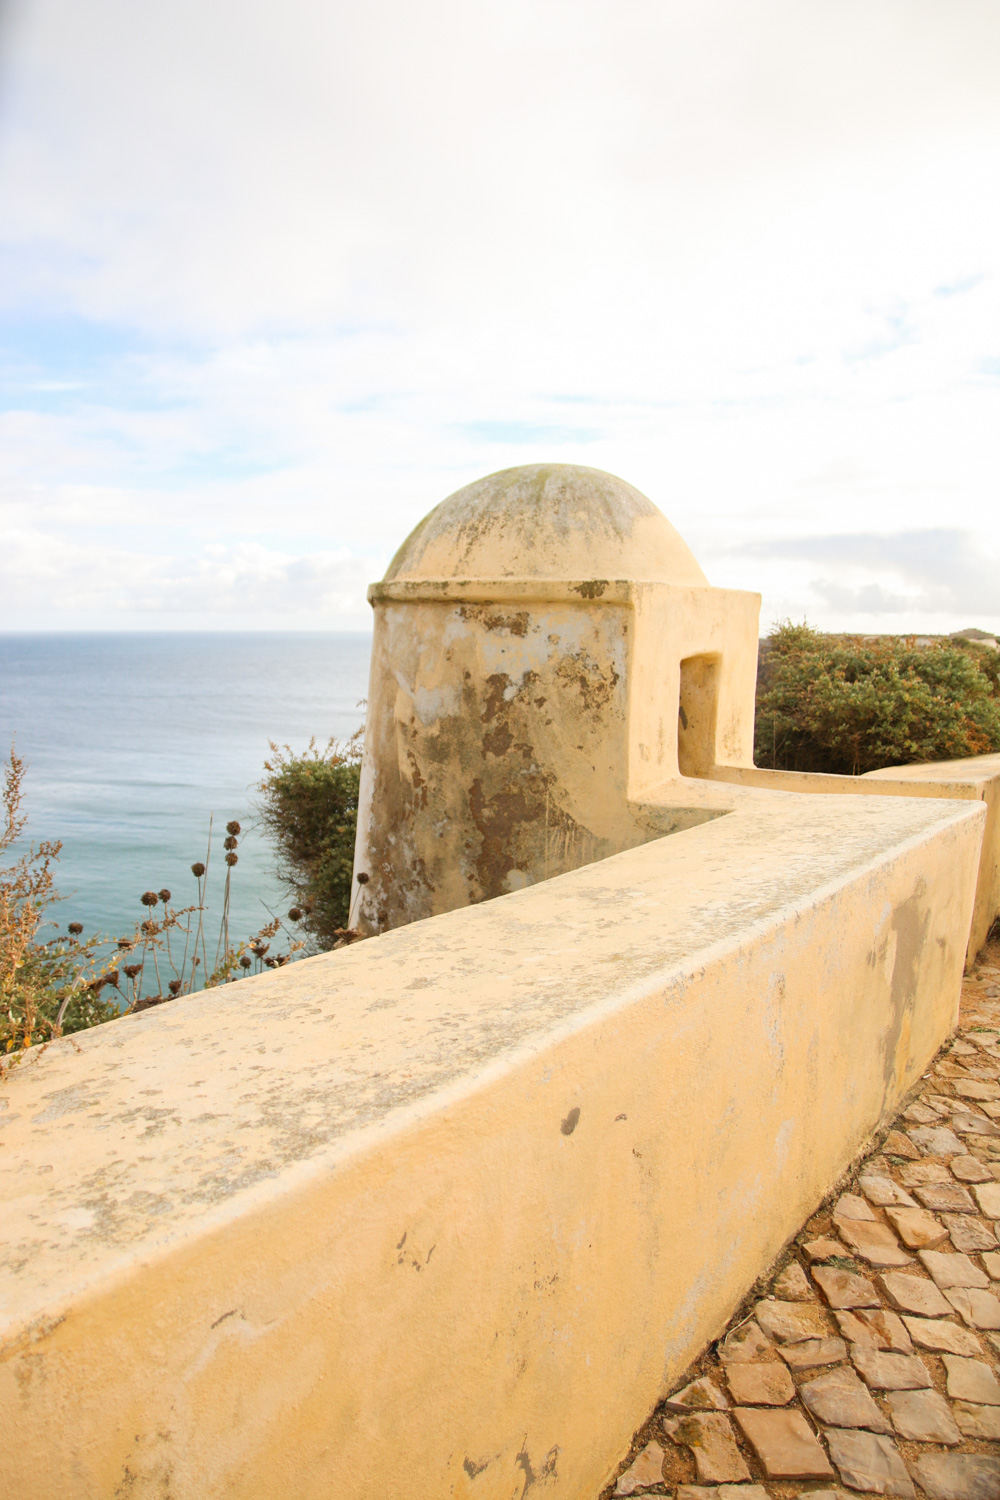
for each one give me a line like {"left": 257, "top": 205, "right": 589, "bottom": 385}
{"left": 732, "top": 1409, "right": 833, "bottom": 1480}
{"left": 919, "top": 1249, "right": 990, "bottom": 1287}
{"left": 799, "top": 1367, "right": 891, "bottom": 1433}
{"left": 954, "top": 1079, "right": 1000, "bottom": 1100}
{"left": 850, "top": 1348, "right": 931, "bottom": 1390}
{"left": 834, "top": 1194, "right": 876, "bottom": 1222}
{"left": 615, "top": 1440, "right": 666, "bottom": 1495}
{"left": 755, "top": 1301, "right": 830, "bottom": 1344}
{"left": 908, "top": 1126, "right": 966, "bottom": 1157}
{"left": 772, "top": 1263, "right": 814, "bottom": 1302}
{"left": 953, "top": 1401, "right": 1000, "bottom": 1439}
{"left": 778, "top": 1338, "right": 849, "bottom": 1370}
{"left": 718, "top": 1321, "right": 772, "bottom": 1364}
{"left": 900, "top": 1316, "right": 982, "bottom": 1356}
{"left": 945, "top": 1287, "right": 1000, "bottom": 1329}
{"left": 666, "top": 1376, "right": 730, "bottom": 1411}
{"left": 676, "top": 1486, "right": 771, "bottom": 1500}
{"left": 725, "top": 1363, "right": 794, "bottom": 1407}
{"left": 860, "top": 1177, "right": 916, "bottom": 1207}
{"left": 973, "top": 1181, "right": 1000, "bottom": 1217}
{"left": 885, "top": 1131, "right": 921, "bottom": 1161}
{"left": 941, "top": 1354, "right": 1000, "bottom": 1405}
{"left": 664, "top": 1413, "right": 751, "bottom": 1484}
{"left": 942, "top": 1214, "right": 997, "bottom": 1252}
{"left": 851, "top": 1309, "right": 912, "bottom": 1351}
{"left": 886, "top": 1388, "right": 961, "bottom": 1444}
{"left": 835, "top": 1218, "right": 912, "bottom": 1267}
{"left": 824, "top": 1429, "right": 915, "bottom": 1497}
{"left": 804, "top": 1238, "right": 850, "bottom": 1264}
{"left": 812, "top": 1267, "right": 880, "bottom": 1309}
{"left": 906, "top": 1102, "right": 946, "bottom": 1125}
{"left": 878, "top": 1272, "right": 953, "bottom": 1317}
{"left": 901, "top": 1161, "right": 954, "bottom": 1186}
{"left": 951, "top": 1156, "right": 994, "bottom": 1183}
{"left": 982, "top": 1250, "right": 1000, "bottom": 1278}
{"left": 914, "top": 1183, "right": 977, "bottom": 1213}
{"left": 908, "top": 1453, "right": 1000, "bottom": 1500}
{"left": 954, "top": 1112, "right": 1000, "bottom": 1139}
{"left": 885, "top": 1206, "right": 950, "bottom": 1249}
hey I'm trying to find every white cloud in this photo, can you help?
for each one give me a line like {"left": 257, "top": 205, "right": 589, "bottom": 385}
{"left": 1, "top": 0, "right": 1000, "bottom": 632}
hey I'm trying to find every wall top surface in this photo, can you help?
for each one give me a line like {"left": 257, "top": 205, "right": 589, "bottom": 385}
{"left": 0, "top": 786, "right": 981, "bottom": 1338}
{"left": 383, "top": 463, "right": 709, "bottom": 586}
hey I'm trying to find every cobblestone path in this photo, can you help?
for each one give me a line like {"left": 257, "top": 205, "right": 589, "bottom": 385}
{"left": 606, "top": 944, "right": 1000, "bottom": 1500}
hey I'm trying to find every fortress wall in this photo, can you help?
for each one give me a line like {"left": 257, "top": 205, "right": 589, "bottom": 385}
{"left": 0, "top": 791, "right": 983, "bottom": 1500}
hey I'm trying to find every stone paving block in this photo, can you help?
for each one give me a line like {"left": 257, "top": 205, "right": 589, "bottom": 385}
{"left": 942, "top": 1214, "right": 997, "bottom": 1252}
{"left": 900, "top": 1316, "right": 983, "bottom": 1356}
{"left": 804, "top": 1238, "right": 851, "bottom": 1263}
{"left": 918, "top": 1250, "right": 990, "bottom": 1288}
{"left": 778, "top": 1339, "right": 849, "bottom": 1370}
{"left": 725, "top": 1363, "right": 794, "bottom": 1407}
{"left": 900, "top": 1161, "right": 954, "bottom": 1186}
{"left": 799, "top": 1366, "right": 891, "bottom": 1433}
{"left": 835, "top": 1218, "right": 913, "bottom": 1267}
{"left": 677, "top": 1486, "right": 771, "bottom": 1500}
{"left": 953, "top": 1112, "right": 1000, "bottom": 1140}
{"left": 812, "top": 1267, "right": 880, "bottom": 1309}
{"left": 954, "top": 1079, "right": 1000, "bottom": 1100}
{"left": 850, "top": 1348, "right": 932, "bottom": 1390}
{"left": 878, "top": 1272, "right": 953, "bottom": 1317}
{"left": 950, "top": 1041, "right": 979, "bottom": 1056}
{"left": 718, "top": 1321, "right": 772, "bottom": 1364}
{"left": 834, "top": 1194, "right": 877, "bottom": 1222}
{"left": 982, "top": 1251, "right": 1000, "bottom": 1278}
{"left": 973, "top": 1181, "right": 1000, "bottom": 1217}
{"left": 615, "top": 1440, "right": 665, "bottom": 1494}
{"left": 664, "top": 1413, "right": 751, "bottom": 1484}
{"left": 914, "top": 1183, "right": 978, "bottom": 1214}
{"left": 951, "top": 1157, "right": 995, "bottom": 1183}
{"left": 853, "top": 1310, "right": 912, "bottom": 1352}
{"left": 666, "top": 1376, "right": 730, "bottom": 1411}
{"left": 732, "top": 1408, "right": 833, "bottom": 1480}
{"left": 953, "top": 1401, "right": 1000, "bottom": 1439}
{"left": 885, "top": 1131, "right": 922, "bottom": 1160}
{"left": 906, "top": 1103, "right": 945, "bottom": 1124}
{"left": 908, "top": 1453, "right": 1000, "bottom": 1500}
{"left": 884, "top": 1206, "right": 950, "bottom": 1249}
{"left": 824, "top": 1428, "right": 915, "bottom": 1497}
{"left": 944, "top": 1287, "right": 1000, "bottom": 1329}
{"left": 941, "top": 1354, "right": 1000, "bottom": 1405}
{"left": 908, "top": 1126, "right": 966, "bottom": 1157}
{"left": 754, "top": 1301, "right": 830, "bottom": 1344}
{"left": 772, "top": 1263, "right": 814, "bottom": 1302}
{"left": 860, "top": 1176, "right": 916, "bottom": 1207}
{"left": 885, "top": 1388, "right": 961, "bottom": 1444}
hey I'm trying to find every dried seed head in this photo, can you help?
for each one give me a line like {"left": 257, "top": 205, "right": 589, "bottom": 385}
{"left": 225, "top": 851, "right": 238, "bottom": 867}
{"left": 239, "top": 954, "right": 253, "bottom": 969}
{"left": 107, "top": 969, "right": 120, "bottom": 987}
{"left": 158, "top": 888, "right": 171, "bottom": 904}
{"left": 117, "top": 937, "right": 133, "bottom": 950}
{"left": 287, "top": 907, "right": 303, "bottom": 922}
{"left": 190, "top": 862, "right": 206, "bottom": 878}
{"left": 275, "top": 953, "right": 288, "bottom": 966}
{"left": 67, "top": 921, "right": 83, "bottom": 935}
{"left": 141, "top": 920, "right": 156, "bottom": 936}
{"left": 223, "top": 835, "right": 238, "bottom": 851}
{"left": 356, "top": 872, "right": 370, "bottom": 885}
{"left": 123, "top": 964, "right": 142, "bottom": 979}
{"left": 226, "top": 820, "right": 241, "bottom": 836}
{"left": 264, "top": 956, "right": 276, "bottom": 968}
{"left": 140, "top": 891, "right": 159, "bottom": 907}
{"left": 168, "top": 979, "right": 182, "bottom": 995}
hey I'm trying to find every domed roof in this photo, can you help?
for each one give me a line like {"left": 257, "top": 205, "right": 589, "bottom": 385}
{"left": 384, "top": 464, "right": 708, "bottom": 585}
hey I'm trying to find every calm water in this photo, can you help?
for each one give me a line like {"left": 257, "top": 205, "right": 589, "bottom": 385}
{"left": 0, "top": 634, "right": 372, "bottom": 952}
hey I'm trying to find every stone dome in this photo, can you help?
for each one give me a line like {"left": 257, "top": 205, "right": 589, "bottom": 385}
{"left": 383, "top": 464, "right": 708, "bottom": 585}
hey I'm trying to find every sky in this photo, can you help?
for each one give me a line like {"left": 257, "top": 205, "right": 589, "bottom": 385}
{"left": 0, "top": 0, "right": 998, "bottom": 635}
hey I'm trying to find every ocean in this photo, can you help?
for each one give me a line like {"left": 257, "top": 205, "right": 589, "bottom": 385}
{"left": 0, "top": 633, "right": 372, "bottom": 961}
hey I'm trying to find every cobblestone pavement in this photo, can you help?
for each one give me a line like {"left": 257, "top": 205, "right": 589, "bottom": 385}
{"left": 605, "top": 943, "right": 1000, "bottom": 1500}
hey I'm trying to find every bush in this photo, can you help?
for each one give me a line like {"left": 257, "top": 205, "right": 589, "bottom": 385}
{"left": 256, "top": 732, "right": 363, "bottom": 951}
{"left": 755, "top": 623, "right": 1000, "bottom": 776}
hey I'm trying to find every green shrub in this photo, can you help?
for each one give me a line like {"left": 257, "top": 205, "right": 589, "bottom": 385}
{"left": 755, "top": 623, "right": 1000, "bottom": 776}
{"left": 256, "top": 732, "right": 363, "bottom": 950}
